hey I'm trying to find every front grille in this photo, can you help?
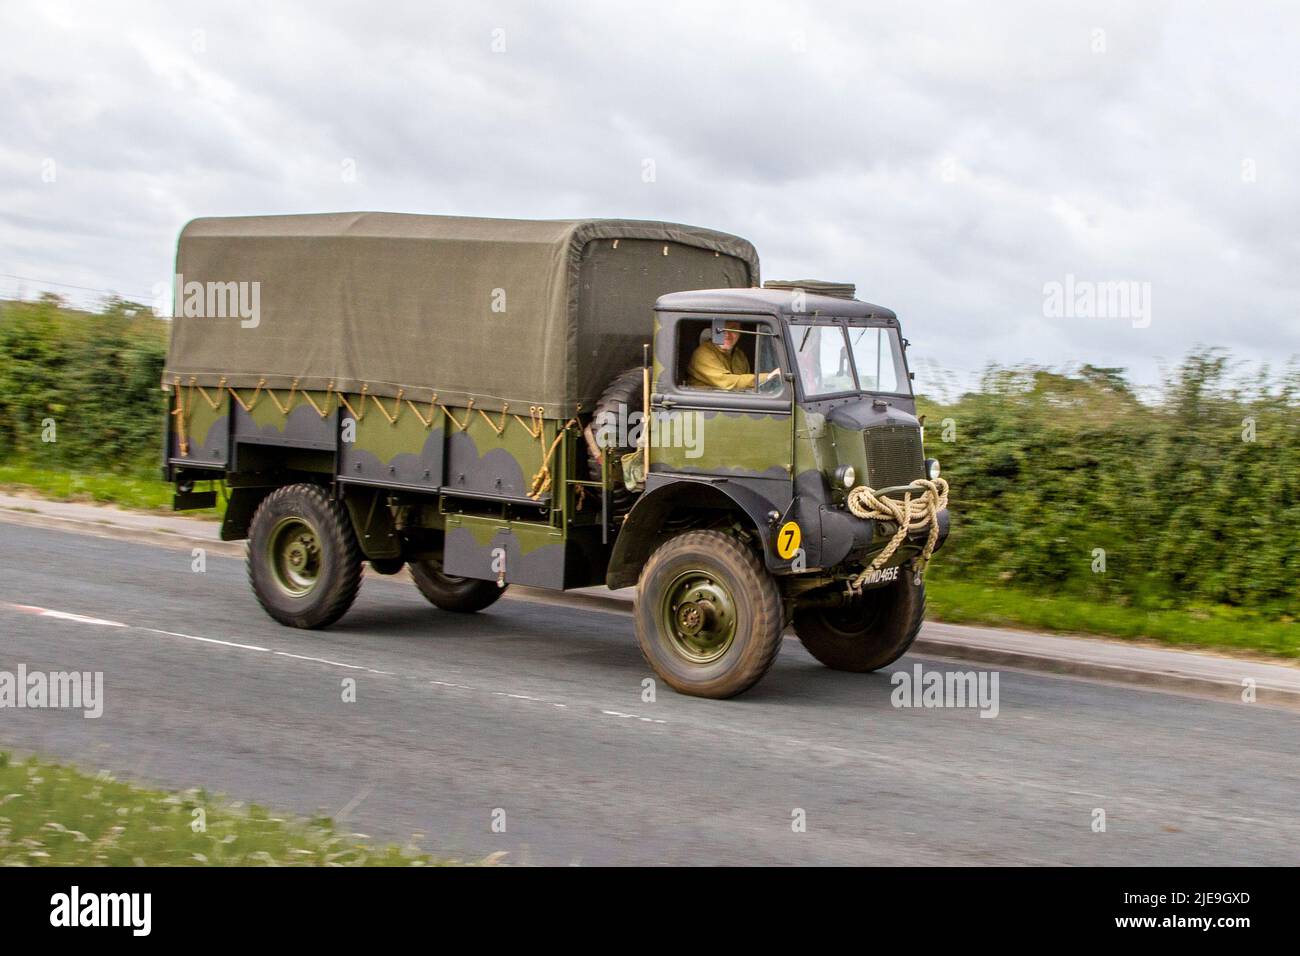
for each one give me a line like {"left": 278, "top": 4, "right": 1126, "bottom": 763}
{"left": 863, "top": 425, "right": 924, "bottom": 490}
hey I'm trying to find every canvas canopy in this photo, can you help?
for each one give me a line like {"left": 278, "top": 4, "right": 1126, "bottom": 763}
{"left": 163, "top": 212, "right": 759, "bottom": 417}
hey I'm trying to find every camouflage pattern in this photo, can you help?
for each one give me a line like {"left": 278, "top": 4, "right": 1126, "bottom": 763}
{"left": 168, "top": 387, "right": 561, "bottom": 501}
{"left": 440, "top": 414, "right": 558, "bottom": 503}
{"left": 236, "top": 393, "right": 335, "bottom": 450}
{"left": 649, "top": 408, "right": 790, "bottom": 479}
{"left": 341, "top": 405, "right": 445, "bottom": 492}
{"left": 442, "top": 513, "right": 567, "bottom": 589}
{"left": 170, "top": 384, "right": 229, "bottom": 467}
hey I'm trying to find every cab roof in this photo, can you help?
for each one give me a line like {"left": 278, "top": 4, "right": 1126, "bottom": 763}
{"left": 655, "top": 287, "right": 897, "bottom": 322}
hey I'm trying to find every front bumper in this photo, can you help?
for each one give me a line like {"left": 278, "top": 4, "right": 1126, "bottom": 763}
{"left": 814, "top": 496, "right": 950, "bottom": 571}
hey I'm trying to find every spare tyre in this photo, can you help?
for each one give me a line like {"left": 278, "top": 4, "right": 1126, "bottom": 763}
{"left": 587, "top": 366, "right": 645, "bottom": 514}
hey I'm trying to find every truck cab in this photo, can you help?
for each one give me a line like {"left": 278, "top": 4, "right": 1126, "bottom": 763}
{"left": 601, "top": 284, "right": 949, "bottom": 696}
{"left": 610, "top": 285, "right": 946, "bottom": 579}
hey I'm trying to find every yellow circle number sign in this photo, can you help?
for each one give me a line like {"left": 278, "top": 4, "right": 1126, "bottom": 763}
{"left": 776, "top": 521, "right": 802, "bottom": 560}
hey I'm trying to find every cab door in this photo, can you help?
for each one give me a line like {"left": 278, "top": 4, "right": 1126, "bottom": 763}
{"left": 648, "top": 313, "right": 794, "bottom": 492}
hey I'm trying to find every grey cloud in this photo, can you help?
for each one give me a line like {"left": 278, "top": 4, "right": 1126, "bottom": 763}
{"left": 1, "top": 0, "right": 1296, "bottom": 391}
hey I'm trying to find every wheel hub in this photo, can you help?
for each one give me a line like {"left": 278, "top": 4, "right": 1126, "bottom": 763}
{"left": 287, "top": 540, "right": 310, "bottom": 567}
{"left": 662, "top": 572, "right": 737, "bottom": 664}
{"left": 267, "top": 518, "right": 322, "bottom": 597}
{"left": 675, "top": 599, "right": 717, "bottom": 636}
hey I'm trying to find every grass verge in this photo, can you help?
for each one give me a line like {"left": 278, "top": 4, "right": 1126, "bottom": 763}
{"left": 926, "top": 571, "right": 1298, "bottom": 659}
{"left": 0, "top": 751, "right": 455, "bottom": 866}
{"left": 0, "top": 459, "right": 219, "bottom": 517}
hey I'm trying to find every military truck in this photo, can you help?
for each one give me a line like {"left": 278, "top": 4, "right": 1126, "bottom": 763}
{"left": 163, "top": 213, "right": 949, "bottom": 698}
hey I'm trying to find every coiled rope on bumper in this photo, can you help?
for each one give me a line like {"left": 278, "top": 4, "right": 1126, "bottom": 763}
{"left": 844, "top": 477, "right": 950, "bottom": 591}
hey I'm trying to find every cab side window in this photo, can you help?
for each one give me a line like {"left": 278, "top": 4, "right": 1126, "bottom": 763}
{"left": 675, "top": 318, "right": 779, "bottom": 393}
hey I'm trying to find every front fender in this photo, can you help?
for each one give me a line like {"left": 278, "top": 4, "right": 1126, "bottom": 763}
{"left": 605, "top": 475, "right": 787, "bottom": 589}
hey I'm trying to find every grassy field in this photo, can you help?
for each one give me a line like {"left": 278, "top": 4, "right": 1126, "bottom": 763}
{"left": 0, "top": 751, "right": 458, "bottom": 866}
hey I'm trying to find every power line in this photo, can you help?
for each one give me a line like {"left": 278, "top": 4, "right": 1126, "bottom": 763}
{"left": 0, "top": 273, "right": 156, "bottom": 302}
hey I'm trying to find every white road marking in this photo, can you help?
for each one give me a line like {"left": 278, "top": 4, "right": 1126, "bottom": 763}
{"left": 273, "top": 651, "right": 393, "bottom": 675}
{"left": 142, "top": 628, "right": 270, "bottom": 652}
{"left": 7, "top": 603, "right": 127, "bottom": 627}
{"left": 495, "top": 691, "right": 568, "bottom": 709}
{"left": 601, "top": 709, "right": 667, "bottom": 725}
{"left": 4, "top": 599, "right": 604, "bottom": 723}
{"left": 3, "top": 601, "right": 387, "bottom": 673}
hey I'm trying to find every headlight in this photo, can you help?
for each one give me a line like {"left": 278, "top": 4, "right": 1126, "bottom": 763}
{"left": 834, "top": 465, "right": 856, "bottom": 489}
{"left": 925, "top": 458, "right": 941, "bottom": 480}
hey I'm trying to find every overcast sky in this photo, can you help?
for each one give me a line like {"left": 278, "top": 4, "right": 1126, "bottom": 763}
{"left": 2, "top": 0, "right": 1296, "bottom": 395}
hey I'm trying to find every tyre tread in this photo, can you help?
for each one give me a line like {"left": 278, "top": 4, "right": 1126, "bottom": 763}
{"left": 247, "top": 483, "right": 363, "bottom": 629}
{"left": 589, "top": 367, "right": 645, "bottom": 513}
{"left": 635, "top": 529, "right": 784, "bottom": 698}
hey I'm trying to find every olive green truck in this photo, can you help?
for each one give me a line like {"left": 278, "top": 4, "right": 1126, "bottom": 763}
{"left": 163, "top": 213, "right": 949, "bottom": 698}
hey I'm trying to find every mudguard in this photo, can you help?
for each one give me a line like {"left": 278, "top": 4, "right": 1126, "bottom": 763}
{"left": 606, "top": 474, "right": 787, "bottom": 589}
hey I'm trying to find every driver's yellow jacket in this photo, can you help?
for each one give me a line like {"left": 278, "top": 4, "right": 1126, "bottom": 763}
{"left": 686, "top": 342, "right": 757, "bottom": 390}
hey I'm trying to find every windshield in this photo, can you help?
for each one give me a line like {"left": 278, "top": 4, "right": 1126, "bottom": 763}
{"left": 790, "top": 321, "right": 909, "bottom": 397}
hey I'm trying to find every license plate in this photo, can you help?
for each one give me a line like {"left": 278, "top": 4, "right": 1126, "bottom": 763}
{"left": 858, "top": 565, "right": 900, "bottom": 588}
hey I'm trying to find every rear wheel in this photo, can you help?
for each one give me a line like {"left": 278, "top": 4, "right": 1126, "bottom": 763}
{"left": 634, "top": 530, "right": 784, "bottom": 698}
{"left": 247, "top": 483, "right": 363, "bottom": 629}
{"left": 409, "top": 556, "right": 507, "bottom": 613}
{"left": 792, "top": 575, "right": 925, "bottom": 672}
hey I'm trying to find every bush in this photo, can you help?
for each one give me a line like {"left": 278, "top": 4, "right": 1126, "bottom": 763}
{"left": 919, "top": 354, "right": 1300, "bottom": 613}
{"left": 0, "top": 295, "right": 166, "bottom": 473}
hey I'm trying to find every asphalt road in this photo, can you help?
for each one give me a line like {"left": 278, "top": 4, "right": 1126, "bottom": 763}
{"left": 1, "top": 522, "right": 1296, "bottom": 865}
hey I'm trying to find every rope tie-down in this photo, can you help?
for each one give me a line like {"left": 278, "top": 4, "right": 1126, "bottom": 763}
{"left": 844, "top": 477, "right": 950, "bottom": 592}
{"left": 527, "top": 417, "right": 581, "bottom": 500}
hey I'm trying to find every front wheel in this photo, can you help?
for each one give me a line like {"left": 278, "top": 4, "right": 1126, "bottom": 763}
{"left": 792, "top": 575, "right": 926, "bottom": 672}
{"left": 409, "top": 557, "right": 507, "bottom": 613}
{"left": 247, "top": 484, "right": 363, "bottom": 629}
{"left": 634, "top": 530, "right": 784, "bottom": 699}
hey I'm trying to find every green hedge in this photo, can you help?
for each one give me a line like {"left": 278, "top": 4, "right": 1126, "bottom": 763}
{"left": 0, "top": 295, "right": 166, "bottom": 473}
{"left": 2, "top": 296, "right": 1296, "bottom": 615}
{"left": 918, "top": 358, "right": 1299, "bottom": 613}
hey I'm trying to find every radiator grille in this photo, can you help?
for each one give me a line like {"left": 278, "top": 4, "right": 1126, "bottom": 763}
{"left": 863, "top": 425, "right": 925, "bottom": 490}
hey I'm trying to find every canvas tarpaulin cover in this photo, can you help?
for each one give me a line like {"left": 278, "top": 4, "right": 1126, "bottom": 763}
{"left": 163, "top": 212, "right": 759, "bottom": 417}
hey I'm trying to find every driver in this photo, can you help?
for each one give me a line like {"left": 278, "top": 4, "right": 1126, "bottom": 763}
{"left": 687, "top": 320, "right": 782, "bottom": 390}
